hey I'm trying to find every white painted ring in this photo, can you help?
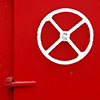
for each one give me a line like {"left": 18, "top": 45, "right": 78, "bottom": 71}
{"left": 37, "top": 8, "right": 94, "bottom": 65}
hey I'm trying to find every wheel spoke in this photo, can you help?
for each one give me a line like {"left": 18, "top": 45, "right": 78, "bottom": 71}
{"left": 46, "top": 38, "right": 62, "bottom": 54}
{"left": 50, "top": 18, "right": 63, "bottom": 33}
{"left": 68, "top": 19, "right": 85, "bottom": 35}
{"left": 68, "top": 39, "right": 81, "bottom": 55}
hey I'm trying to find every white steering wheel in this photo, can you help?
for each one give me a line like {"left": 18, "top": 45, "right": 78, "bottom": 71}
{"left": 37, "top": 8, "right": 94, "bottom": 65}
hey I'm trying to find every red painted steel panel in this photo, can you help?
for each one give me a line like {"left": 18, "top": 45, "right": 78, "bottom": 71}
{"left": 14, "top": 0, "right": 100, "bottom": 100}
{"left": 0, "top": 0, "right": 13, "bottom": 100}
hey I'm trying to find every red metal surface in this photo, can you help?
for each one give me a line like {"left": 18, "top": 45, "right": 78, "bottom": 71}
{"left": 0, "top": 0, "right": 13, "bottom": 100}
{"left": 13, "top": 0, "right": 100, "bottom": 100}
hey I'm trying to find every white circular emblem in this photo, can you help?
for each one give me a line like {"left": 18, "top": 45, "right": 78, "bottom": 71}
{"left": 37, "top": 8, "right": 94, "bottom": 65}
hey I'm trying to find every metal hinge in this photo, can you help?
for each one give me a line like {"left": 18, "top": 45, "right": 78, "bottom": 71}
{"left": 4, "top": 76, "right": 36, "bottom": 89}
